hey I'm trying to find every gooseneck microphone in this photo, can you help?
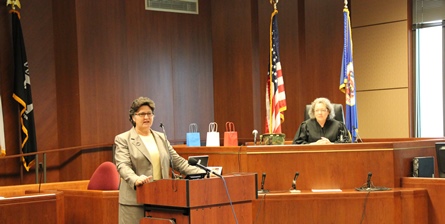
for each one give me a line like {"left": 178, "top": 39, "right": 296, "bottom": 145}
{"left": 188, "top": 157, "right": 222, "bottom": 178}
{"left": 160, "top": 123, "right": 177, "bottom": 179}
{"left": 366, "top": 172, "right": 372, "bottom": 189}
{"left": 258, "top": 172, "right": 269, "bottom": 194}
{"left": 355, "top": 172, "right": 391, "bottom": 192}
{"left": 340, "top": 129, "right": 344, "bottom": 143}
{"left": 290, "top": 172, "right": 301, "bottom": 193}
{"left": 252, "top": 130, "right": 258, "bottom": 145}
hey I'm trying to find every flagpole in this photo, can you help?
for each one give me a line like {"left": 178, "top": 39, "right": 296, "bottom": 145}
{"left": 268, "top": 1, "right": 279, "bottom": 134}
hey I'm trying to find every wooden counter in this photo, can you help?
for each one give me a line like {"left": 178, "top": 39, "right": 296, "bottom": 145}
{"left": 174, "top": 138, "right": 439, "bottom": 190}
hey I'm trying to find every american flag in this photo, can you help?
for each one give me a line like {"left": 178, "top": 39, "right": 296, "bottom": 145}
{"left": 339, "top": 4, "right": 359, "bottom": 142}
{"left": 265, "top": 10, "right": 286, "bottom": 134}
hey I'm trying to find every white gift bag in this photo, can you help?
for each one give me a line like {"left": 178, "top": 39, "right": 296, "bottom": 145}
{"left": 206, "top": 122, "right": 220, "bottom": 146}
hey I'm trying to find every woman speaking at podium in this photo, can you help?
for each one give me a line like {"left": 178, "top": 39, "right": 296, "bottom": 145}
{"left": 293, "top": 97, "right": 350, "bottom": 145}
{"left": 114, "top": 97, "right": 201, "bottom": 224}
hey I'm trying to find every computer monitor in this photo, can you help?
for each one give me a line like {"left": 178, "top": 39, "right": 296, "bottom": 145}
{"left": 435, "top": 142, "right": 445, "bottom": 178}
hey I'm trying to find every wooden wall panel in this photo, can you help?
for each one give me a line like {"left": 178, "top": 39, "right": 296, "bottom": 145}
{"left": 170, "top": 2, "right": 213, "bottom": 141}
{"left": 211, "top": 0, "right": 258, "bottom": 138}
{"left": 256, "top": 0, "right": 346, "bottom": 139}
{"left": 75, "top": 0, "right": 128, "bottom": 145}
{"left": 352, "top": 0, "right": 408, "bottom": 27}
{"left": 351, "top": 0, "right": 411, "bottom": 139}
{"left": 52, "top": 0, "right": 80, "bottom": 184}
{"left": 354, "top": 22, "right": 409, "bottom": 90}
{"left": 358, "top": 89, "right": 409, "bottom": 138}
{"left": 0, "top": 0, "right": 413, "bottom": 184}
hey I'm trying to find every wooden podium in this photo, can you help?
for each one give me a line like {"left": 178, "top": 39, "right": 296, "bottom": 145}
{"left": 136, "top": 173, "right": 257, "bottom": 224}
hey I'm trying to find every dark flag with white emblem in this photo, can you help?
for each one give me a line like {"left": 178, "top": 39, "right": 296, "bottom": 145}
{"left": 11, "top": 9, "right": 37, "bottom": 171}
{"left": 265, "top": 9, "right": 286, "bottom": 134}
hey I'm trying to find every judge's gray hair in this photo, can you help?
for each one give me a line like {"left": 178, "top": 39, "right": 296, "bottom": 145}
{"left": 308, "top": 97, "right": 335, "bottom": 120}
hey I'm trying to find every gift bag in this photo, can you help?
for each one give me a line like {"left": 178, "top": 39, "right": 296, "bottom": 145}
{"left": 186, "top": 123, "right": 201, "bottom": 147}
{"left": 206, "top": 122, "right": 220, "bottom": 146}
{"left": 224, "top": 122, "right": 238, "bottom": 146}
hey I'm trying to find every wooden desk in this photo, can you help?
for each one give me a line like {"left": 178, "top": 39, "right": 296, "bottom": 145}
{"left": 0, "top": 192, "right": 64, "bottom": 223}
{"left": 252, "top": 188, "right": 427, "bottom": 224}
{"left": 402, "top": 177, "right": 445, "bottom": 224}
{"left": 0, "top": 180, "right": 118, "bottom": 224}
{"left": 63, "top": 189, "right": 118, "bottom": 224}
{"left": 174, "top": 139, "right": 439, "bottom": 190}
{"left": 0, "top": 180, "right": 89, "bottom": 197}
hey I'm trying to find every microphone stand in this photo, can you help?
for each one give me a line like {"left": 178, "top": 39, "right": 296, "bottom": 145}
{"left": 354, "top": 127, "right": 363, "bottom": 143}
{"left": 252, "top": 130, "right": 258, "bottom": 145}
{"left": 160, "top": 123, "right": 177, "bottom": 179}
{"left": 258, "top": 172, "right": 269, "bottom": 194}
{"left": 290, "top": 172, "right": 300, "bottom": 193}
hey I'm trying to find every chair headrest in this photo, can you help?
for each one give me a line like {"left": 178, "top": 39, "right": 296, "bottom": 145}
{"left": 87, "top": 161, "right": 120, "bottom": 190}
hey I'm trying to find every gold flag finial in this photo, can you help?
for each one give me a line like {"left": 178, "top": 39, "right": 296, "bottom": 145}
{"left": 344, "top": 0, "right": 348, "bottom": 9}
{"left": 270, "top": 0, "right": 278, "bottom": 10}
{"left": 6, "top": 0, "right": 21, "bottom": 10}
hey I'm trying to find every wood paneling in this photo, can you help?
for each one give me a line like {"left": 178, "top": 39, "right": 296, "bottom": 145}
{"left": 174, "top": 138, "right": 439, "bottom": 191}
{"left": 354, "top": 22, "right": 409, "bottom": 90}
{"left": 0, "top": 0, "right": 412, "bottom": 185}
{"left": 53, "top": 0, "right": 81, "bottom": 148}
{"left": 352, "top": 0, "right": 408, "bottom": 27}
{"left": 252, "top": 189, "right": 428, "bottom": 224}
{"left": 63, "top": 190, "right": 118, "bottom": 224}
{"left": 402, "top": 177, "right": 445, "bottom": 224}
{"left": 211, "top": 0, "right": 258, "bottom": 138}
{"left": 351, "top": 0, "right": 412, "bottom": 140}
{"left": 0, "top": 192, "right": 64, "bottom": 224}
{"left": 358, "top": 89, "right": 409, "bottom": 138}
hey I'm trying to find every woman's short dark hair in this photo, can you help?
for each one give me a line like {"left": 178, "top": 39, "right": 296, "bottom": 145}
{"left": 129, "top": 97, "right": 155, "bottom": 127}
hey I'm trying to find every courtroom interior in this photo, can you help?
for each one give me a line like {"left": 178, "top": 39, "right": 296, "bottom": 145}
{"left": 0, "top": 0, "right": 444, "bottom": 223}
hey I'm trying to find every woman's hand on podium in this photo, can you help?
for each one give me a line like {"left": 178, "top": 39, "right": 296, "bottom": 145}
{"left": 135, "top": 175, "right": 152, "bottom": 186}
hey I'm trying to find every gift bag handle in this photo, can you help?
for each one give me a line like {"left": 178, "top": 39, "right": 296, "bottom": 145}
{"left": 189, "top": 123, "right": 198, "bottom": 133}
{"left": 208, "top": 122, "right": 218, "bottom": 132}
{"left": 225, "top": 122, "right": 235, "bottom": 132}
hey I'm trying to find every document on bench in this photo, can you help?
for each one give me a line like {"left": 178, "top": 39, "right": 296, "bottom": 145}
{"left": 311, "top": 189, "right": 342, "bottom": 192}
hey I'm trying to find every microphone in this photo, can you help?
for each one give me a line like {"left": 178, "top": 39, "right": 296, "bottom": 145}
{"left": 290, "top": 172, "right": 300, "bottom": 193}
{"left": 340, "top": 129, "right": 344, "bottom": 143}
{"left": 160, "top": 123, "right": 177, "bottom": 179}
{"left": 188, "top": 157, "right": 222, "bottom": 178}
{"left": 356, "top": 172, "right": 391, "bottom": 191}
{"left": 366, "top": 172, "right": 372, "bottom": 189}
{"left": 252, "top": 130, "right": 258, "bottom": 145}
{"left": 258, "top": 172, "right": 269, "bottom": 194}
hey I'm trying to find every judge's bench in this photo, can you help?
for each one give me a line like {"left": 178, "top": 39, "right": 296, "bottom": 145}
{"left": 173, "top": 138, "right": 443, "bottom": 224}
{"left": 1, "top": 138, "right": 445, "bottom": 223}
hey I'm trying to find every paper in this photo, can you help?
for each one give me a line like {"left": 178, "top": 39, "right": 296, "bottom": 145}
{"left": 311, "top": 189, "right": 342, "bottom": 192}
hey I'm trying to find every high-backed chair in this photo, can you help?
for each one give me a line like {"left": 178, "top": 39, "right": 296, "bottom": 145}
{"left": 87, "top": 161, "right": 120, "bottom": 190}
{"left": 304, "top": 104, "right": 345, "bottom": 123}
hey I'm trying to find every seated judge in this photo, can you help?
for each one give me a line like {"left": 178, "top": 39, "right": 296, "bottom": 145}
{"left": 292, "top": 97, "right": 350, "bottom": 144}
{"left": 114, "top": 97, "right": 202, "bottom": 224}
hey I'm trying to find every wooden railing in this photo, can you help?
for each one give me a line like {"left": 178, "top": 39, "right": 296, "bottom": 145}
{"left": 0, "top": 143, "right": 114, "bottom": 185}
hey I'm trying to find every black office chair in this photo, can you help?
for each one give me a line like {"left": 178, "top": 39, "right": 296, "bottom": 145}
{"left": 304, "top": 104, "right": 345, "bottom": 123}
